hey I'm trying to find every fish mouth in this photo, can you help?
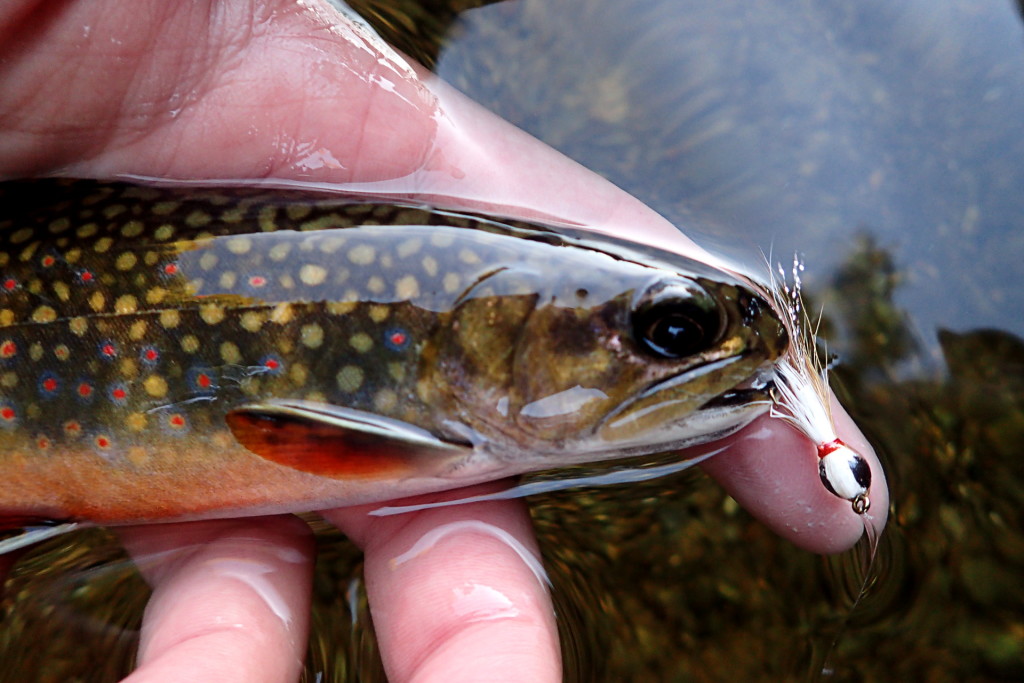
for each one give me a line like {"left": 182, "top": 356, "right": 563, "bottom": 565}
{"left": 595, "top": 360, "right": 776, "bottom": 453}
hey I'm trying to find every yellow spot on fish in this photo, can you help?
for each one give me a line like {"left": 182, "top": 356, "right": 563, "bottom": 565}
{"left": 181, "top": 334, "right": 200, "bottom": 354}
{"left": 422, "top": 255, "right": 438, "bottom": 277}
{"left": 305, "top": 391, "right": 327, "bottom": 402}
{"left": 270, "top": 303, "right": 294, "bottom": 325}
{"left": 278, "top": 274, "right": 296, "bottom": 289}
{"left": 349, "top": 333, "right": 373, "bottom": 353}
{"left": 54, "top": 344, "right": 70, "bottom": 361}
{"left": 31, "top": 305, "right": 57, "bottom": 323}
{"left": 120, "top": 358, "right": 138, "bottom": 379}
{"left": 220, "top": 341, "right": 242, "bottom": 364}
{"left": 121, "top": 220, "right": 145, "bottom": 238}
{"left": 48, "top": 217, "right": 71, "bottom": 234}
{"left": 219, "top": 271, "right": 237, "bottom": 289}
{"left": 154, "top": 224, "right": 175, "bottom": 241}
{"left": 336, "top": 365, "right": 364, "bottom": 392}
{"left": 94, "top": 237, "right": 114, "bottom": 253}
{"left": 75, "top": 224, "right": 97, "bottom": 239}
{"left": 367, "top": 275, "right": 385, "bottom": 294}
{"left": 268, "top": 243, "right": 292, "bottom": 261}
{"left": 289, "top": 363, "right": 308, "bottom": 386}
{"left": 152, "top": 201, "right": 180, "bottom": 216}
{"left": 0, "top": 309, "right": 12, "bottom": 326}
{"left": 318, "top": 236, "right": 346, "bottom": 254}
{"left": 126, "top": 412, "right": 148, "bottom": 431}
{"left": 326, "top": 300, "right": 357, "bottom": 315}
{"left": 88, "top": 291, "right": 106, "bottom": 312}
{"left": 129, "top": 320, "right": 148, "bottom": 340}
{"left": 10, "top": 228, "right": 33, "bottom": 244}
{"left": 53, "top": 281, "right": 71, "bottom": 302}
{"left": 443, "top": 272, "right": 461, "bottom": 293}
{"left": 368, "top": 305, "right": 389, "bottom": 323}
{"left": 430, "top": 232, "right": 455, "bottom": 248}
{"left": 226, "top": 237, "right": 253, "bottom": 254}
{"left": 374, "top": 389, "right": 398, "bottom": 412}
{"left": 159, "top": 309, "right": 180, "bottom": 329}
{"left": 348, "top": 244, "right": 375, "bottom": 265}
{"left": 127, "top": 447, "right": 149, "bottom": 467}
{"left": 144, "top": 375, "right": 168, "bottom": 398}
{"left": 115, "top": 294, "right": 138, "bottom": 314}
{"left": 200, "top": 304, "right": 225, "bottom": 325}
{"left": 258, "top": 206, "right": 278, "bottom": 232}
{"left": 395, "top": 275, "right": 420, "bottom": 299}
{"left": 185, "top": 210, "right": 212, "bottom": 227}
{"left": 1, "top": 372, "right": 17, "bottom": 388}
{"left": 199, "top": 252, "right": 218, "bottom": 271}
{"left": 103, "top": 204, "right": 126, "bottom": 218}
{"left": 64, "top": 247, "right": 81, "bottom": 263}
{"left": 299, "top": 264, "right": 328, "bottom": 286}
{"left": 146, "top": 286, "right": 167, "bottom": 305}
{"left": 301, "top": 323, "right": 324, "bottom": 349}
{"left": 115, "top": 252, "right": 138, "bottom": 270}
{"left": 69, "top": 317, "right": 88, "bottom": 336}
{"left": 458, "top": 248, "right": 481, "bottom": 264}
{"left": 286, "top": 204, "right": 312, "bottom": 220}
{"left": 29, "top": 343, "right": 43, "bottom": 361}
{"left": 240, "top": 311, "right": 264, "bottom": 333}
{"left": 388, "top": 362, "right": 406, "bottom": 382}
{"left": 219, "top": 203, "right": 244, "bottom": 222}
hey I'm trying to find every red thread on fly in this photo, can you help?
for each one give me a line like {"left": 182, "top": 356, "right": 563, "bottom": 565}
{"left": 765, "top": 256, "right": 872, "bottom": 515}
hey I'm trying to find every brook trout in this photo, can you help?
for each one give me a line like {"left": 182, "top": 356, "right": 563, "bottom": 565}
{"left": 0, "top": 179, "right": 785, "bottom": 540}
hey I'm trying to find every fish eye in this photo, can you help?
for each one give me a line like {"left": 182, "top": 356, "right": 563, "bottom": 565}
{"left": 632, "top": 281, "right": 724, "bottom": 359}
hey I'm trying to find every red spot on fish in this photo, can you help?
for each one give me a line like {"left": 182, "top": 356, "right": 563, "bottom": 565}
{"left": 141, "top": 346, "right": 160, "bottom": 364}
{"left": 385, "top": 327, "right": 411, "bottom": 351}
{"left": 249, "top": 275, "right": 267, "bottom": 287}
{"left": 99, "top": 341, "right": 118, "bottom": 359}
{"left": 163, "top": 262, "right": 179, "bottom": 276}
{"left": 110, "top": 386, "right": 127, "bottom": 401}
{"left": 36, "top": 435, "right": 51, "bottom": 450}
{"left": 2, "top": 278, "right": 17, "bottom": 292}
{"left": 54, "top": 345, "right": 70, "bottom": 361}
{"left": 63, "top": 421, "right": 82, "bottom": 437}
{"left": 40, "top": 255, "right": 56, "bottom": 268}
{"left": 0, "top": 340, "right": 16, "bottom": 358}
{"left": 197, "top": 373, "right": 211, "bottom": 389}
{"left": 1, "top": 406, "right": 16, "bottom": 422}
{"left": 41, "top": 376, "right": 59, "bottom": 393}
{"left": 168, "top": 414, "right": 186, "bottom": 429}
{"left": 77, "top": 382, "right": 94, "bottom": 399}
{"left": 78, "top": 270, "right": 95, "bottom": 284}
{"left": 265, "top": 358, "right": 279, "bottom": 370}
{"left": 94, "top": 435, "right": 112, "bottom": 449}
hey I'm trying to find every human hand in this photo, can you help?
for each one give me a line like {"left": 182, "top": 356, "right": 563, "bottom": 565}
{"left": 0, "top": 1, "right": 887, "bottom": 681}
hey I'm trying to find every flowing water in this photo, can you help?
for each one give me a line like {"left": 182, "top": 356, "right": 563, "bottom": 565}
{"left": 3, "top": 1, "right": 1023, "bottom": 680}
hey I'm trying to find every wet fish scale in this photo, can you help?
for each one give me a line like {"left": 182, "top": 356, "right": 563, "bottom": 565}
{"left": 0, "top": 179, "right": 786, "bottom": 526}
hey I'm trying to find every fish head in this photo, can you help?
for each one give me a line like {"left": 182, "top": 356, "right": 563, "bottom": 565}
{"left": 430, "top": 248, "right": 788, "bottom": 460}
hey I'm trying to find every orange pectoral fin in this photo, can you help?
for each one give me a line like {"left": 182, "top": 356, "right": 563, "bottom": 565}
{"left": 226, "top": 401, "right": 471, "bottom": 480}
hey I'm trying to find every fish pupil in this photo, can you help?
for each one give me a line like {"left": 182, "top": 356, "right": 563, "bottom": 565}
{"left": 634, "top": 302, "right": 719, "bottom": 359}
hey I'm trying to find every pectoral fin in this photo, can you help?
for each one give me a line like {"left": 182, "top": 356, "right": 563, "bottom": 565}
{"left": 226, "top": 400, "right": 471, "bottom": 479}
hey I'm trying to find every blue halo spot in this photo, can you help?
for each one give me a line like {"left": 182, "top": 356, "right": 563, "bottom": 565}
{"left": 384, "top": 327, "right": 411, "bottom": 352}
{"left": 38, "top": 371, "right": 61, "bottom": 399}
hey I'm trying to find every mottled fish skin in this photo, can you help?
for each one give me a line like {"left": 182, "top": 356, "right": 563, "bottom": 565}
{"left": 0, "top": 179, "right": 786, "bottom": 525}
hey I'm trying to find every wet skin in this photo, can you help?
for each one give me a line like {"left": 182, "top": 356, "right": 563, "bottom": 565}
{"left": 0, "top": 1, "right": 887, "bottom": 682}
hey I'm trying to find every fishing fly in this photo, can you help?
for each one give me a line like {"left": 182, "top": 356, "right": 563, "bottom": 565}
{"left": 765, "top": 256, "right": 872, "bottom": 515}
